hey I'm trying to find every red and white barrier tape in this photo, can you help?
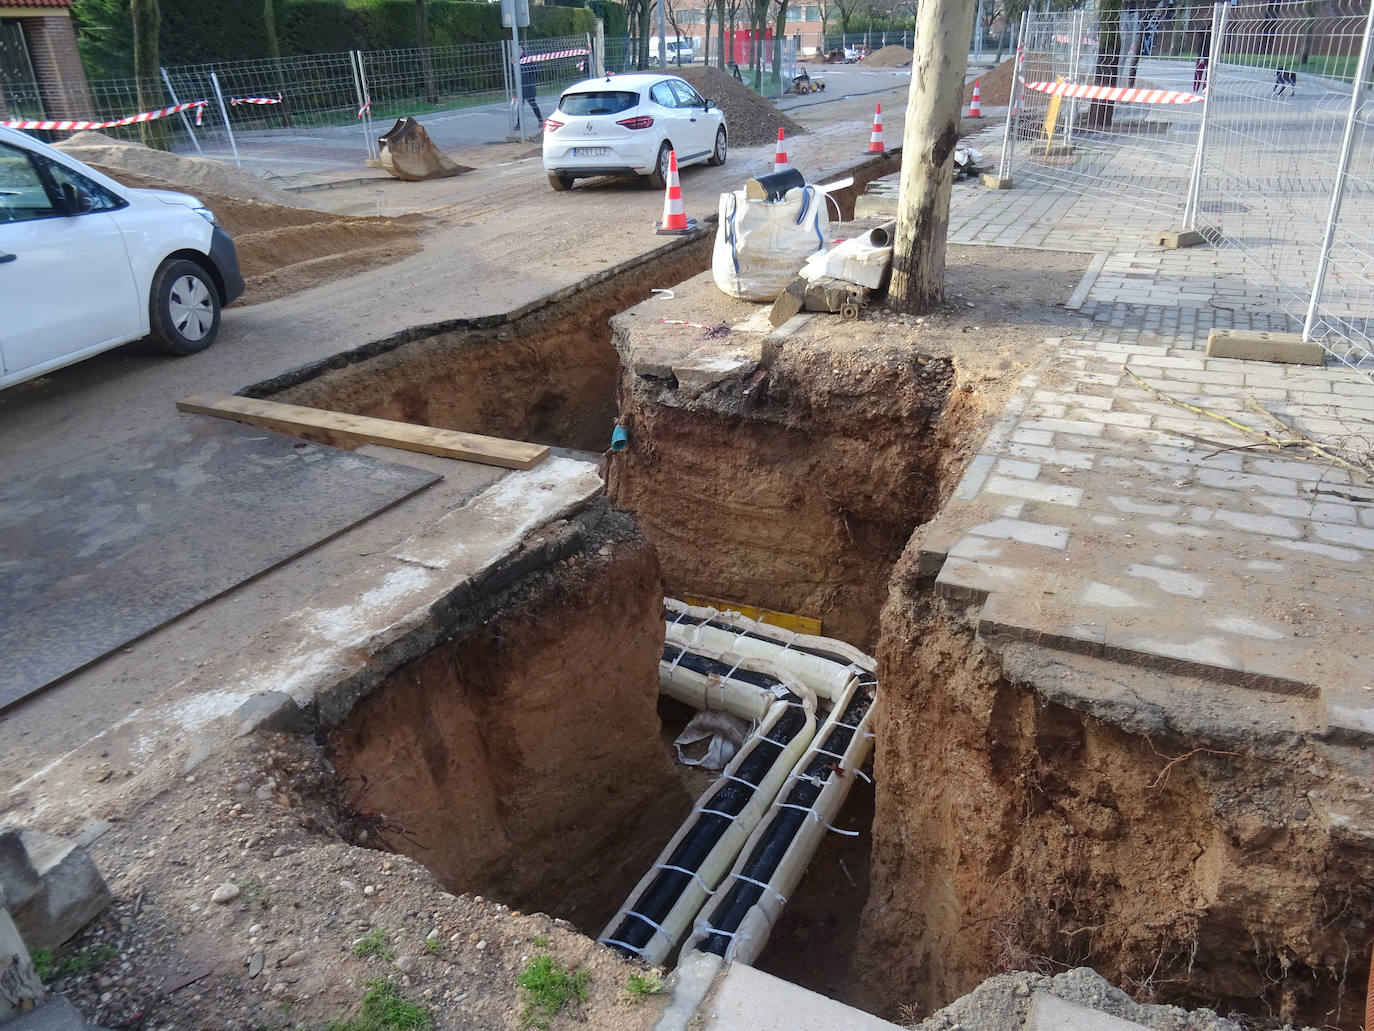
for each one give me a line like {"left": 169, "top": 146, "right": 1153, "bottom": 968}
{"left": 357, "top": 97, "right": 371, "bottom": 119}
{"left": 519, "top": 48, "right": 590, "bottom": 64}
{"left": 1021, "top": 79, "right": 1203, "bottom": 104}
{"left": 1, "top": 100, "right": 207, "bottom": 132}
{"left": 231, "top": 93, "right": 283, "bottom": 106}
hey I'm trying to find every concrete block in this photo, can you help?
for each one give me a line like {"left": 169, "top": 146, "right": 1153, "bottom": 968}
{"left": 1153, "top": 228, "right": 1205, "bottom": 249}
{"left": 768, "top": 279, "right": 805, "bottom": 329}
{"left": 10, "top": 834, "right": 111, "bottom": 954}
{"left": 0, "top": 908, "right": 45, "bottom": 1021}
{"left": 1028, "top": 993, "right": 1151, "bottom": 1031}
{"left": 4, "top": 997, "right": 105, "bottom": 1030}
{"left": 981, "top": 173, "right": 1013, "bottom": 190}
{"left": 703, "top": 963, "right": 905, "bottom": 1031}
{"left": 1205, "top": 329, "right": 1325, "bottom": 366}
{"left": 234, "top": 691, "right": 311, "bottom": 738}
{"left": 0, "top": 835, "right": 41, "bottom": 914}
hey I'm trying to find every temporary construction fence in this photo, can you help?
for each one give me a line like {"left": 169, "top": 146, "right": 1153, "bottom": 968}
{"left": 997, "top": 1, "right": 1374, "bottom": 377}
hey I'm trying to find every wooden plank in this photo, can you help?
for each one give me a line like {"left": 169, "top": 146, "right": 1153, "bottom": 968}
{"left": 176, "top": 393, "right": 549, "bottom": 471}
{"left": 679, "top": 594, "right": 823, "bottom": 636}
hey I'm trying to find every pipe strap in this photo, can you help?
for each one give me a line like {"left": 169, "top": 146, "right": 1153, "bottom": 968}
{"left": 655, "top": 863, "right": 715, "bottom": 895}
{"left": 775, "top": 801, "right": 861, "bottom": 837}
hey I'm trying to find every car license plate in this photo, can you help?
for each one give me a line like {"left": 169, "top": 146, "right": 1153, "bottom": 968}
{"left": 573, "top": 146, "right": 609, "bottom": 157}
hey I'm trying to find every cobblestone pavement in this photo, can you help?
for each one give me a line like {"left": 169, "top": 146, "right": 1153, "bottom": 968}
{"left": 917, "top": 137, "right": 1374, "bottom": 741}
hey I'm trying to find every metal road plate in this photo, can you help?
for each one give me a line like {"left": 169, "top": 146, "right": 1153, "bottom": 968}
{"left": 0, "top": 418, "right": 439, "bottom": 710}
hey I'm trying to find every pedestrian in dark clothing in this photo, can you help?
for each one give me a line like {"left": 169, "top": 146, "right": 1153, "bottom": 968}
{"left": 519, "top": 51, "right": 543, "bottom": 124}
{"left": 1193, "top": 46, "right": 1208, "bottom": 94}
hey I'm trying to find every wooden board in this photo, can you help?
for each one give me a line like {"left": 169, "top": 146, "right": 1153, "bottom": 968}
{"left": 176, "top": 393, "right": 549, "bottom": 471}
{"left": 679, "top": 594, "right": 823, "bottom": 636}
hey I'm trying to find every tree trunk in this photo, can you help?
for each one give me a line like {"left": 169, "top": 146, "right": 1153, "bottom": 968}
{"left": 1087, "top": 0, "right": 1122, "bottom": 129}
{"left": 264, "top": 0, "right": 281, "bottom": 58}
{"left": 131, "top": 0, "right": 168, "bottom": 150}
{"left": 771, "top": 0, "right": 788, "bottom": 86}
{"left": 889, "top": 0, "right": 977, "bottom": 314}
{"left": 638, "top": 2, "right": 653, "bottom": 68}
{"left": 719, "top": 0, "right": 729, "bottom": 69}
{"left": 416, "top": 0, "right": 437, "bottom": 104}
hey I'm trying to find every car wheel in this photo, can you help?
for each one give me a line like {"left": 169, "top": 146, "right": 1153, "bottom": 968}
{"left": 647, "top": 141, "right": 673, "bottom": 190}
{"left": 708, "top": 126, "right": 727, "bottom": 166}
{"left": 148, "top": 258, "right": 220, "bottom": 356}
{"left": 548, "top": 172, "right": 574, "bottom": 192}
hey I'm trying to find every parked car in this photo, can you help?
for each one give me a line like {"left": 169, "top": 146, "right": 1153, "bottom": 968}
{"left": 543, "top": 73, "right": 727, "bottom": 192}
{"left": 648, "top": 37, "right": 695, "bottom": 64}
{"left": 0, "top": 125, "right": 244, "bottom": 390}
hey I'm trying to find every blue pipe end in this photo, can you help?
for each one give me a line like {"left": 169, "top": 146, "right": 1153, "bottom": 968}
{"left": 611, "top": 422, "right": 629, "bottom": 452}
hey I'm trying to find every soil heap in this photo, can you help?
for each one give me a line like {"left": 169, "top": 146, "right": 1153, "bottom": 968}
{"left": 963, "top": 55, "right": 1015, "bottom": 106}
{"left": 57, "top": 134, "right": 424, "bottom": 305}
{"left": 864, "top": 45, "right": 913, "bottom": 67}
{"left": 673, "top": 66, "right": 806, "bottom": 145}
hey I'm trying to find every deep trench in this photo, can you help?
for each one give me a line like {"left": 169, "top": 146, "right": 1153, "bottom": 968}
{"left": 257, "top": 184, "right": 1372, "bottom": 1029}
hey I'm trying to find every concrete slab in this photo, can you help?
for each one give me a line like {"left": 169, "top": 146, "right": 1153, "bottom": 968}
{"left": 1028, "top": 992, "right": 1151, "bottom": 1031}
{"left": 1205, "top": 329, "right": 1326, "bottom": 366}
{"left": 1154, "top": 228, "right": 1205, "bottom": 249}
{"left": 3, "top": 997, "right": 106, "bottom": 1030}
{"left": 11, "top": 832, "right": 111, "bottom": 953}
{"left": 702, "top": 963, "right": 905, "bottom": 1031}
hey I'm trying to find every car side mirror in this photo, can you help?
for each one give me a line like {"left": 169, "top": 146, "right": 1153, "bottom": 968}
{"left": 703, "top": 98, "right": 715, "bottom": 111}
{"left": 60, "top": 183, "right": 93, "bottom": 215}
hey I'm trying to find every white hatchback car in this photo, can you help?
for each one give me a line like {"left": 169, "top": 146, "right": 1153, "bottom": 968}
{"left": 542, "top": 73, "right": 727, "bottom": 192}
{"left": 0, "top": 125, "right": 244, "bottom": 390}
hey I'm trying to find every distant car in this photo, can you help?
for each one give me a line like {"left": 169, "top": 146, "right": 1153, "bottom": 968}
{"left": 0, "top": 125, "right": 243, "bottom": 389}
{"left": 542, "top": 73, "right": 727, "bottom": 192}
{"left": 649, "top": 37, "right": 695, "bottom": 64}
{"left": 844, "top": 45, "right": 862, "bottom": 62}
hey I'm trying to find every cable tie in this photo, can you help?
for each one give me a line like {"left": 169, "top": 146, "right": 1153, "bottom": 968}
{"left": 729, "top": 873, "right": 787, "bottom": 904}
{"left": 623, "top": 909, "right": 675, "bottom": 940}
{"left": 775, "top": 801, "right": 861, "bottom": 836}
{"left": 719, "top": 773, "right": 760, "bottom": 791}
{"left": 655, "top": 863, "right": 714, "bottom": 895}
{"left": 598, "top": 936, "right": 649, "bottom": 958}
{"left": 695, "top": 805, "right": 738, "bottom": 821}
{"left": 664, "top": 645, "right": 689, "bottom": 677}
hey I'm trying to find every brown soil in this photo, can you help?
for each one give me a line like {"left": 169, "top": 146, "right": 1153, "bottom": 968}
{"left": 964, "top": 56, "right": 1016, "bottom": 106}
{"left": 84, "top": 164, "right": 425, "bottom": 305}
{"left": 674, "top": 66, "right": 806, "bottom": 145}
{"left": 260, "top": 233, "right": 714, "bottom": 453}
{"left": 864, "top": 45, "right": 913, "bottom": 68}
{"left": 859, "top": 570, "right": 1373, "bottom": 1027}
{"left": 329, "top": 516, "right": 689, "bottom": 933}
{"left": 607, "top": 240, "right": 1089, "bottom": 650}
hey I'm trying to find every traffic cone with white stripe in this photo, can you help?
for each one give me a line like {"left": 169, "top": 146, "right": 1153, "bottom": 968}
{"left": 867, "top": 103, "right": 885, "bottom": 153}
{"left": 968, "top": 80, "right": 982, "bottom": 117}
{"left": 774, "top": 127, "right": 790, "bottom": 172}
{"left": 655, "top": 149, "right": 697, "bottom": 235}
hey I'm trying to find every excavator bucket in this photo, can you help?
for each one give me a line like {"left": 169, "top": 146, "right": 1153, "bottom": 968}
{"left": 377, "top": 117, "right": 470, "bottom": 182}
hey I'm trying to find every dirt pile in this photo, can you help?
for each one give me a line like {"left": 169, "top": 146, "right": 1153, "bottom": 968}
{"left": 963, "top": 55, "right": 1015, "bottom": 106}
{"left": 674, "top": 66, "right": 805, "bottom": 145}
{"left": 82, "top": 162, "right": 423, "bottom": 305}
{"left": 57, "top": 131, "right": 303, "bottom": 206}
{"left": 864, "top": 45, "right": 913, "bottom": 67}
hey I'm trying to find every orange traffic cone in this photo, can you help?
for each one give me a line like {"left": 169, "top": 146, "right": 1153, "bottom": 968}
{"left": 655, "top": 150, "right": 697, "bottom": 235}
{"left": 968, "top": 81, "right": 982, "bottom": 117}
{"left": 867, "top": 103, "right": 885, "bottom": 153}
{"left": 774, "top": 127, "right": 790, "bottom": 172}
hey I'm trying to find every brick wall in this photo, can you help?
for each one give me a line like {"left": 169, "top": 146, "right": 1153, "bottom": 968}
{"left": 22, "top": 14, "right": 90, "bottom": 119}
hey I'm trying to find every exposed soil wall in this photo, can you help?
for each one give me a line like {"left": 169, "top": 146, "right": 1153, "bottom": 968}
{"left": 254, "top": 235, "right": 713, "bottom": 454}
{"left": 860, "top": 540, "right": 1374, "bottom": 1028}
{"left": 609, "top": 340, "right": 979, "bottom": 650}
{"left": 328, "top": 510, "right": 692, "bottom": 934}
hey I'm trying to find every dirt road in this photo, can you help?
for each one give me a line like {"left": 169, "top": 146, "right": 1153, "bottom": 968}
{"left": 0, "top": 74, "right": 913, "bottom": 480}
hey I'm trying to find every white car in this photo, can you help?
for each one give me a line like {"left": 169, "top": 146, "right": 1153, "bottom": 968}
{"left": 0, "top": 124, "right": 244, "bottom": 390}
{"left": 648, "top": 37, "right": 695, "bottom": 64}
{"left": 542, "top": 73, "right": 727, "bottom": 192}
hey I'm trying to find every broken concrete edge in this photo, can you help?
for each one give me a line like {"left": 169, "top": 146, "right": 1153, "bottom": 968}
{"left": 1065, "top": 252, "right": 1109, "bottom": 311}
{"left": 654, "top": 949, "right": 723, "bottom": 1031}
{"left": 1153, "top": 228, "right": 1205, "bottom": 249}
{"left": 8, "top": 833, "right": 112, "bottom": 957}
{"left": 1205, "top": 329, "right": 1326, "bottom": 367}
{"left": 234, "top": 229, "right": 716, "bottom": 402}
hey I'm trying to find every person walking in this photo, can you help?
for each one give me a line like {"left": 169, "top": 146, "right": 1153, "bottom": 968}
{"left": 518, "top": 49, "right": 543, "bottom": 127}
{"left": 1193, "top": 42, "right": 1209, "bottom": 94}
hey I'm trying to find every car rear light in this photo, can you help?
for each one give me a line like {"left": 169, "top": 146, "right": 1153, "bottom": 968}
{"left": 616, "top": 115, "right": 654, "bottom": 130}
{"left": 544, "top": 118, "right": 564, "bottom": 132}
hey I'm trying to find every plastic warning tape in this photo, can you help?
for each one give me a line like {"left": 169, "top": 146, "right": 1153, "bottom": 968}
{"left": 1022, "top": 79, "right": 1202, "bottom": 104}
{"left": 1, "top": 100, "right": 207, "bottom": 131}
{"left": 519, "top": 48, "right": 590, "bottom": 63}
{"left": 230, "top": 94, "right": 282, "bottom": 106}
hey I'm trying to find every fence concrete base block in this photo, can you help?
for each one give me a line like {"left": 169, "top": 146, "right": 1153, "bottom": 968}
{"left": 1205, "top": 329, "right": 1325, "bottom": 366}
{"left": 10, "top": 833, "right": 111, "bottom": 954}
{"left": 0, "top": 832, "right": 42, "bottom": 913}
{"left": 981, "top": 174, "right": 1013, "bottom": 190}
{"left": 1154, "top": 228, "right": 1205, "bottom": 248}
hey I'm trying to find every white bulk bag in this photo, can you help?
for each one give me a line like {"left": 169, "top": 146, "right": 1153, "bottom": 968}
{"left": 712, "top": 186, "right": 829, "bottom": 301}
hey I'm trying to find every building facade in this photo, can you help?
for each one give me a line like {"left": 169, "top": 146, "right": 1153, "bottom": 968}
{"left": 0, "top": 0, "right": 92, "bottom": 120}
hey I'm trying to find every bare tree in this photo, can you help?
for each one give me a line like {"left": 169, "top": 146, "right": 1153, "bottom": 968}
{"left": 264, "top": 0, "right": 281, "bottom": 57}
{"left": 833, "top": 0, "right": 861, "bottom": 35}
{"left": 131, "top": 0, "right": 167, "bottom": 149}
{"left": 888, "top": 0, "right": 978, "bottom": 312}
{"left": 770, "top": 0, "right": 789, "bottom": 85}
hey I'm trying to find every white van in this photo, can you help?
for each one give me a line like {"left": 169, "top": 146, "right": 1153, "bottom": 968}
{"left": 648, "top": 37, "right": 695, "bottom": 64}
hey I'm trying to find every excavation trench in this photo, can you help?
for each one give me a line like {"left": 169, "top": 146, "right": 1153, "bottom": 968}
{"left": 269, "top": 219, "right": 1371, "bottom": 1028}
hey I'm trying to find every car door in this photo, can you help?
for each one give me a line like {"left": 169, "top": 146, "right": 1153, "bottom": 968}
{"left": 669, "top": 79, "right": 714, "bottom": 162}
{"left": 0, "top": 140, "right": 142, "bottom": 379}
{"left": 646, "top": 80, "right": 689, "bottom": 160}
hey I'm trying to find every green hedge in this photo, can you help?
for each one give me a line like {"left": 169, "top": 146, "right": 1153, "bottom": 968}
{"left": 74, "top": 0, "right": 600, "bottom": 80}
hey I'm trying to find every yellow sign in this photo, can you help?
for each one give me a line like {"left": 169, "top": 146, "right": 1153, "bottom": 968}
{"left": 1044, "top": 75, "right": 1065, "bottom": 156}
{"left": 679, "top": 595, "right": 823, "bottom": 636}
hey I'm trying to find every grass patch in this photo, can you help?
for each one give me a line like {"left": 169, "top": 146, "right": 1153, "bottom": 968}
{"left": 31, "top": 943, "right": 119, "bottom": 981}
{"left": 517, "top": 953, "right": 590, "bottom": 1030}
{"left": 352, "top": 928, "right": 396, "bottom": 962}
{"left": 622, "top": 971, "right": 664, "bottom": 1003}
{"left": 327, "top": 978, "right": 434, "bottom": 1031}
{"left": 424, "top": 937, "right": 444, "bottom": 955}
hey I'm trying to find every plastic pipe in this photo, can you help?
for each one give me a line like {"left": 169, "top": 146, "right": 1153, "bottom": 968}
{"left": 685, "top": 671, "right": 878, "bottom": 965}
{"left": 659, "top": 644, "right": 809, "bottom": 723}
{"left": 601, "top": 654, "right": 817, "bottom": 967}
